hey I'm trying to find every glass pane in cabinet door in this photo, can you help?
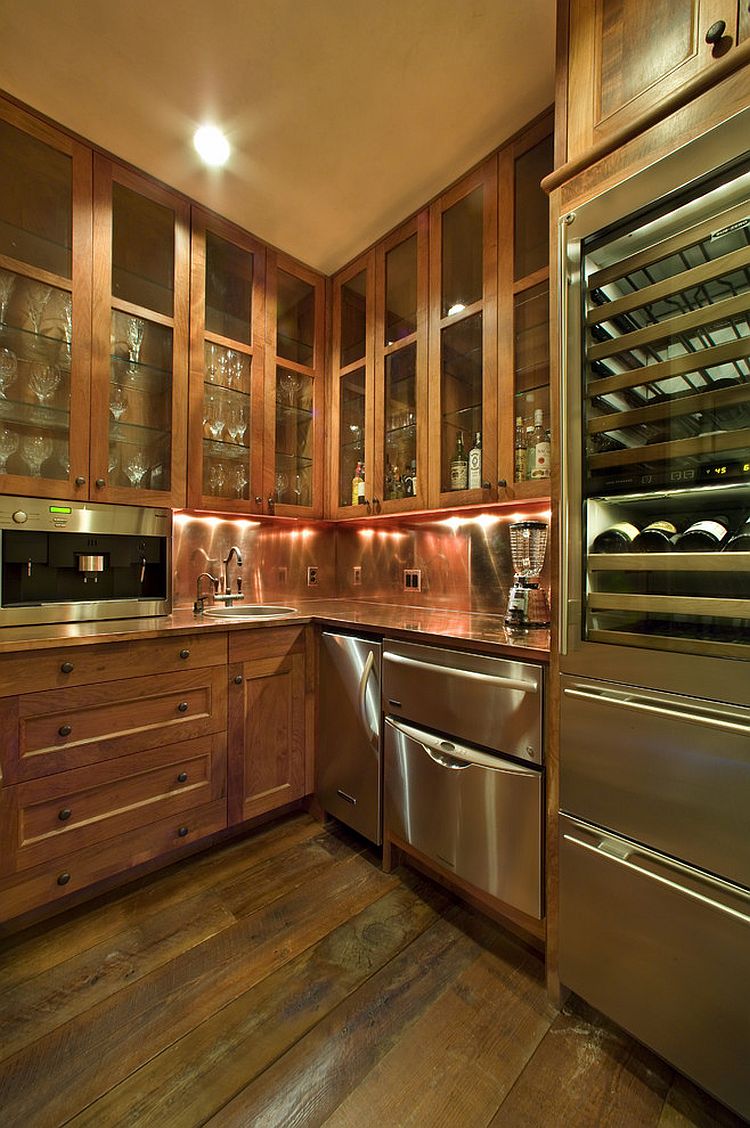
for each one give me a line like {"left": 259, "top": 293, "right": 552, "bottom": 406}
{"left": 275, "top": 366, "right": 313, "bottom": 507}
{"left": 341, "top": 271, "right": 367, "bottom": 367}
{"left": 384, "top": 343, "right": 417, "bottom": 501}
{"left": 277, "top": 271, "right": 315, "bottom": 365}
{"left": 0, "top": 269, "right": 72, "bottom": 480}
{"left": 205, "top": 233, "right": 252, "bottom": 344}
{"left": 385, "top": 235, "right": 417, "bottom": 345}
{"left": 109, "top": 311, "right": 172, "bottom": 491}
{"left": 514, "top": 281, "right": 551, "bottom": 480}
{"left": 441, "top": 312, "right": 482, "bottom": 492}
{"left": 0, "top": 120, "right": 72, "bottom": 277}
{"left": 514, "top": 134, "right": 554, "bottom": 280}
{"left": 201, "top": 344, "right": 251, "bottom": 501}
{"left": 442, "top": 187, "right": 483, "bottom": 317}
{"left": 112, "top": 184, "right": 174, "bottom": 316}
{"left": 339, "top": 366, "right": 366, "bottom": 506}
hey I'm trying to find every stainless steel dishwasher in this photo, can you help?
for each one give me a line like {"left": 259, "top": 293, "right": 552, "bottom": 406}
{"left": 383, "top": 639, "right": 544, "bottom": 919}
{"left": 316, "top": 632, "right": 382, "bottom": 844}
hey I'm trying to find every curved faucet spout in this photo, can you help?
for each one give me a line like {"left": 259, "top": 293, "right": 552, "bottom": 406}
{"left": 223, "top": 546, "right": 243, "bottom": 597}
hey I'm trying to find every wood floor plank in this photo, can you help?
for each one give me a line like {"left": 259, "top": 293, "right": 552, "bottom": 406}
{"left": 0, "top": 812, "right": 324, "bottom": 991}
{"left": 68, "top": 875, "right": 450, "bottom": 1128}
{"left": 488, "top": 997, "right": 673, "bottom": 1128}
{"left": 658, "top": 1075, "right": 748, "bottom": 1128}
{"left": 0, "top": 851, "right": 399, "bottom": 1128}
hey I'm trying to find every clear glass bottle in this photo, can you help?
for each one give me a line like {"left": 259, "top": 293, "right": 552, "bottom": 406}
{"left": 530, "top": 409, "right": 550, "bottom": 479}
{"left": 450, "top": 430, "right": 468, "bottom": 490}
{"left": 514, "top": 416, "right": 526, "bottom": 482}
{"left": 468, "top": 431, "right": 482, "bottom": 489}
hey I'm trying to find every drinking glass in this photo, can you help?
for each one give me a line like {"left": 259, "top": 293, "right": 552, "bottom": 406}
{"left": 231, "top": 402, "right": 248, "bottom": 442}
{"left": 0, "top": 428, "right": 19, "bottom": 473}
{"left": 28, "top": 362, "right": 61, "bottom": 404}
{"left": 208, "top": 462, "right": 226, "bottom": 494}
{"left": 275, "top": 471, "right": 289, "bottom": 500}
{"left": 125, "top": 451, "right": 148, "bottom": 487}
{"left": 108, "top": 445, "right": 120, "bottom": 475}
{"left": 26, "top": 285, "right": 52, "bottom": 337}
{"left": 206, "top": 394, "right": 226, "bottom": 440}
{"left": 60, "top": 295, "right": 73, "bottom": 364}
{"left": 0, "top": 347, "right": 18, "bottom": 398}
{"left": 22, "top": 434, "right": 52, "bottom": 477}
{"left": 231, "top": 464, "right": 248, "bottom": 498}
{"left": 126, "top": 318, "right": 146, "bottom": 369}
{"left": 56, "top": 441, "right": 71, "bottom": 476}
{"left": 206, "top": 343, "right": 219, "bottom": 383}
{"left": 0, "top": 271, "right": 15, "bottom": 326}
{"left": 279, "top": 370, "right": 300, "bottom": 406}
{"left": 109, "top": 385, "right": 128, "bottom": 420}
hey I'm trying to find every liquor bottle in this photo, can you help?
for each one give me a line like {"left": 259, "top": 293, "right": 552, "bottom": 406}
{"left": 450, "top": 431, "right": 468, "bottom": 490}
{"left": 391, "top": 465, "right": 406, "bottom": 499}
{"left": 530, "top": 411, "right": 551, "bottom": 479}
{"left": 525, "top": 425, "right": 535, "bottom": 480}
{"left": 631, "top": 520, "right": 677, "bottom": 552}
{"left": 468, "top": 432, "right": 482, "bottom": 489}
{"left": 724, "top": 515, "right": 750, "bottom": 551}
{"left": 358, "top": 463, "right": 366, "bottom": 504}
{"left": 408, "top": 458, "right": 417, "bottom": 498}
{"left": 351, "top": 461, "right": 363, "bottom": 506}
{"left": 514, "top": 417, "right": 526, "bottom": 482}
{"left": 591, "top": 521, "right": 640, "bottom": 553}
{"left": 674, "top": 515, "right": 729, "bottom": 550}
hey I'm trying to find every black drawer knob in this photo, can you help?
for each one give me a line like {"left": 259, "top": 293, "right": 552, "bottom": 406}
{"left": 497, "top": 478, "right": 507, "bottom": 488}
{"left": 233, "top": 674, "right": 243, "bottom": 685}
{"left": 95, "top": 478, "right": 106, "bottom": 489}
{"left": 58, "top": 808, "right": 72, "bottom": 821}
{"left": 58, "top": 724, "right": 72, "bottom": 737}
{"left": 178, "top": 825, "right": 189, "bottom": 837}
{"left": 57, "top": 872, "right": 71, "bottom": 886}
{"left": 179, "top": 648, "right": 190, "bottom": 660}
{"left": 705, "top": 19, "right": 726, "bottom": 44}
{"left": 177, "top": 701, "right": 189, "bottom": 713}
{"left": 177, "top": 771, "right": 188, "bottom": 783}
{"left": 60, "top": 661, "right": 74, "bottom": 674}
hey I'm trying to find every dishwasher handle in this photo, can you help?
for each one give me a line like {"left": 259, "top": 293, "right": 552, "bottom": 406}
{"left": 386, "top": 717, "right": 539, "bottom": 776}
{"left": 385, "top": 652, "right": 538, "bottom": 694}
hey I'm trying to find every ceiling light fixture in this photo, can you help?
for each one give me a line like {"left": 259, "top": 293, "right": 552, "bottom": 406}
{"left": 193, "top": 125, "right": 230, "bottom": 167}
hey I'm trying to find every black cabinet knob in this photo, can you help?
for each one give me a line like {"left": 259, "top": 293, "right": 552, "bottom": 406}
{"left": 233, "top": 674, "right": 243, "bottom": 685}
{"left": 177, "top": 771, "right": 188, "bottom": 783}
{"left": 177, "top": 701, "right": 189, "bottom": 713}
{"left": 482, "top": 481, "right": 491, "bottom": 490}
{"left": 58, "top": 723, "right": 72, "bottom": 737}
{"left": 58, "top": 808, "right": 72, "bottom": 821}
{"left": 74, "top": 476, "right": 86, "bottom": 487}
{"left": 267, "top": 496, "right": 275, "bottom": 513}
{"left": 95, "top": 478, "right": 106, "bottom": 489}
{"left": 705, "top": 19, "right": 726, "bottom": 44}
{"left": 57, "top": 872, "right": 71, "bottom": 886}
{"left": 179, "top": 648, "right": 190, "bottom": 660}
{"left": 497, "top": 479, "right": 508, "bottom": 489}
{"left": 178, "top": 825, "right": 189, "bottom": 838}
{"left": 60, "top": 661, "right": 74, "bottom": 674}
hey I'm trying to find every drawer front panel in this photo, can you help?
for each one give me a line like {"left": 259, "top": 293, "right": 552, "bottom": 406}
{"left": 0, "top": 632, "right": 227, "bottom": 697}
{"left": 0, "top": 798, "right": 227, "bottom": 927}
{"left": 14, "top": 734, "right": 226, "bottom": 870}
{"left": 13, "top": 668, "right": 227, "bottom": 780}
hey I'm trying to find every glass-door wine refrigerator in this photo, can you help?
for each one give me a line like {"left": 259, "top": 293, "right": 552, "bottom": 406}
{"left": 557, "top": 108, "right": 750, "bottom": 1121}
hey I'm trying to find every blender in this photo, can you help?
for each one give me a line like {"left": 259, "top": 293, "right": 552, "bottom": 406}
{"left": 505, "top": 519, "right": 550, "bottom": 629}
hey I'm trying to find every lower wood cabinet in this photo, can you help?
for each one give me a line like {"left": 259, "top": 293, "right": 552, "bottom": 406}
{"left": 227, "top": 625, "right": 314, "bottom": 824}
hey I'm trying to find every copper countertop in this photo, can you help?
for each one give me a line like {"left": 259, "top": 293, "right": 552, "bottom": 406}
{"left": 0, "top": 600, "right": 550, "bottom": 661}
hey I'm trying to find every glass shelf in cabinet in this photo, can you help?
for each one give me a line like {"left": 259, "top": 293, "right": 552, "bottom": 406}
{"left": 202, "top": 436, "right": 250, "bottom": 461}
{"left": 275, "top": 449, "right": 313, "bottom": 466}
{"left": 275, "top": 401, "right": 313, "bottom": 421}
{"left": 443, "top": 403, "right": 481, "bottom": 423}
{"left": 111, "top": 355, "right": 171, "bottom": 387}
{"left": 0, "top": 321, "right": 71, "bottom": 364}
{"left": 0, "top": 396, "right": 70, "bottom": 431}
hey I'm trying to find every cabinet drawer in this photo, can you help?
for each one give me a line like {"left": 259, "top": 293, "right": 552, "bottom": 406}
{"left": 0, "top": 632, "right": 227, "bottom": 697}
{"left": 0, "top": 798, "right": 227, "bottom": 927}
{"left": 10, "top": 734, "right": 226, "bottom": 872}
{"left": 9, "top": 667, "right": 227, "bottom": 782}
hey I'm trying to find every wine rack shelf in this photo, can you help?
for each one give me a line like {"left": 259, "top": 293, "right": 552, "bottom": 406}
{"left": 588, "top": 551, "right": 750, "bottom": 572}
{"left": 588, "top": 592, "right": 750, "bottom": 619}
{"left": 587, "top": 629, "right": 750, "bottom": 662}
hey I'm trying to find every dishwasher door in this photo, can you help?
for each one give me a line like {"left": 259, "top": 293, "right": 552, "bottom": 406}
{"left": 316, "top": 633, "right": 382, "bottom": 844}
{"left": 385, "top": 717, "right": 543, "bottom": 918}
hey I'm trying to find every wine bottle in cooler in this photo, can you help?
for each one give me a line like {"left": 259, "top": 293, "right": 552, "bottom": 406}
{"left": 673, "top": 515, "right": 730, "bottom": 550}
{"left": 591, "top": 521, "right": 640, "bottom": 553}
{"left": 724, "top": 515, "right": 750, "bottom": 551}
{"left": 631, "top": 520, "right": 678, "bottom": 552}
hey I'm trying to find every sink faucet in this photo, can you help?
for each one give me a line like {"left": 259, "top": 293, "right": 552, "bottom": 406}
{"left": 194, "top": 571, "right": 219, "bottom": 614}
{"left": 216, "top": 546, "right": 243, "bottom": 607}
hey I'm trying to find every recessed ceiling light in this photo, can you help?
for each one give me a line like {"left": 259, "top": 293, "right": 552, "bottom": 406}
{"left": 193, "top": 125, "right": 230, "bottom": 167}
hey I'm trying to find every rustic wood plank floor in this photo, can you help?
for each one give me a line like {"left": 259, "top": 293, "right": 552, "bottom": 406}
{"left": 0, "top": 812, "right": 744, "bottom": 1128}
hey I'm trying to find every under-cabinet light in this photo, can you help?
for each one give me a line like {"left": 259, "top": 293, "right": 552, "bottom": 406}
{"left": 447, "top": 302, "right": 466, "bottom": 316}
{"left": 193, "top": 125, "right": 230, "bottom": 167}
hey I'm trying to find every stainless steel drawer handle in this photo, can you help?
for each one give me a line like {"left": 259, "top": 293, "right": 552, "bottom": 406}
{"left": 386, "top": 652, "right": 538, "bottom": 693}
{"left": 425, "top": 745, "right": 471, "bottom": 770}
{"left": 177, "top": 701, "right": 189, "bottom": 713}
{"left": 336, "top": 789, "right": 357, "bottom": 806}
{"left": 563, "top": 686, "right": 750, "bottom": 737}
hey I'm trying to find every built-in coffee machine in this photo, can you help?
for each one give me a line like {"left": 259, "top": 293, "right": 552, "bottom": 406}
{"left": 0, "top": 496, "right": 171, "bottom": 626}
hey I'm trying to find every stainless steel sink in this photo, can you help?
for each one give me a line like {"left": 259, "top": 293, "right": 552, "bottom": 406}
{"left": 203, "top": 604, "right": 298, "bottom": 620}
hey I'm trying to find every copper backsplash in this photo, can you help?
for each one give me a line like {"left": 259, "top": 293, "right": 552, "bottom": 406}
{"left": 173, "top": 508, "right": 551, "bottom": 616}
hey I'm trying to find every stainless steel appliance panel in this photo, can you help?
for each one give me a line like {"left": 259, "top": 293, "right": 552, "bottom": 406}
{"left": 560, "top": 675, "right": 750, "bottom": 889}
{"left": 559, "top": 814, "right": 750, "bottom": 1121}
{"left": 316, "top": 633, "right": 382, "bottom": 845}
{"left": 385, "top": 717, "right": 543, "bottom": 918}
{"left": 383, "top": 640, "right": 543, "bottom": 764}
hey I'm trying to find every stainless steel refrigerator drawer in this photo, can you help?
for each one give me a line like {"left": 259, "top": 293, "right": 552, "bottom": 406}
{"left": 385, "top": 717, "right": 543, "bottom": 918}
{"left": 383, "top": 640, "right": 543, "bottom": 764}
{"left": 560, "top": 676, "right": 750, "bottom": 889}
{"left": 559, "top": 814, "right": 750, "bottom": 1121}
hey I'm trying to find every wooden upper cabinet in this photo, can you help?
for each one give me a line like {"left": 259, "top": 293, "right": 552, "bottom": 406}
{"left": 188, "top": 208, "right": 266, "bottom": 514}
{"left": 264, "top": 253, "right": 325, "bottom": 517}
{"left": 740, "top": 1, "right": 750, "bottom": 42}
{"left": 0, "top": 100, "right": 92, "bottom": 502}
{"left": 565, "top": 0, "right": 740, "bottom": 163}
{"left": 90, "top": 157, "right": 189, "bottom": 507}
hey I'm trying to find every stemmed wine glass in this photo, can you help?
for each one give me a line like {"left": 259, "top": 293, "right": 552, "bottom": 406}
{"left": 0, "top": 271, "right": 15, "bottom": 326}
{"left": 205, "top": 394, "right": 226, "bottom": 440}
{"left": 26, "top": 285, "right": 52, "bottom": 339}
{"left": 126, "top": 318, "right": 146, "bottom": 374}
{"left": 109, "top": 385, "right": 128, "bottom": 420}
{"left": 60, "top": 295, "right": 73, "bottom": 365}
{"left": 279, "top": 370, "right": 300, "bottom": 407}
{"left": 227, "top": 402, "right": 248, "bottom": 443}
{"left": 0, "top": 428, "right": 19, "bottom": 473}
{"left": 208, "top": 462, "right": 227, "bottom": 495}
{"left": 28, "top": 362, "right": 61, "bottom": 404}
{"left": 56, "top": 441, "right": 71, "bottom": 476}
{"left": 231, "top": 464, "right": 248, "bottom": 498}
{"left": 205, "top": 343, "right": 220, "bottom": 383}
{"left": 125, "top": 451, "right": 148, "bottom": 487}
{"left": 22, "top": 434, "right": 52, "bottom": 477}
{"left": 0, "top": 347, "right": 18, "bottom": 398}
{"left": 108, "top": 445, "right": 120, "bottom": 476}
{"left": 275, "top": 471, "right": 289, "bottom": 500}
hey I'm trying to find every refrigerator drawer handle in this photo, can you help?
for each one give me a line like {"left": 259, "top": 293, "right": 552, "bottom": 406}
{"left": 563, "top": 834, "right": 750, "bottom": 926}
{"left": 357, "top": 649, "right": 378, "bottom": 747}
{"left": 386, "top": 653, "right": 538, "bottom": 694}
{"left": 563, "top": 687, "right": 750, "bottom": 737}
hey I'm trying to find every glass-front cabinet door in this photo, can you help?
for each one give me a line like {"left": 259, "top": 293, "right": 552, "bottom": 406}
{"left": 188, "top": 209, "right": 265, "bottom": 513}
{"left": 0, "top": 101, "right": 92, "bottom": 501}
{"left": 330, "top": 252, "right": 375, "bottom": 518}
{"left": 428, "top": 159, "right": 498, "bottom": 507}
{"left": 265, "top": 253, "right": 324, "bottom": 517}
{"left": 373, "top": 212, "right": 429, "bottom": 513}
{"left": 90, "top": 157, "right": 189, "bottom": 506}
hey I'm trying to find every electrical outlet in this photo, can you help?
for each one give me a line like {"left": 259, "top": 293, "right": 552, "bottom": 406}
{"left": 403, "top": 568, "right": 422, "bottom": 592}
{"left": 307, "top": 565, "right": 319, "bottom": 587}
{"left": 352, "top": 565, "right": 362, "bottom": 586}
